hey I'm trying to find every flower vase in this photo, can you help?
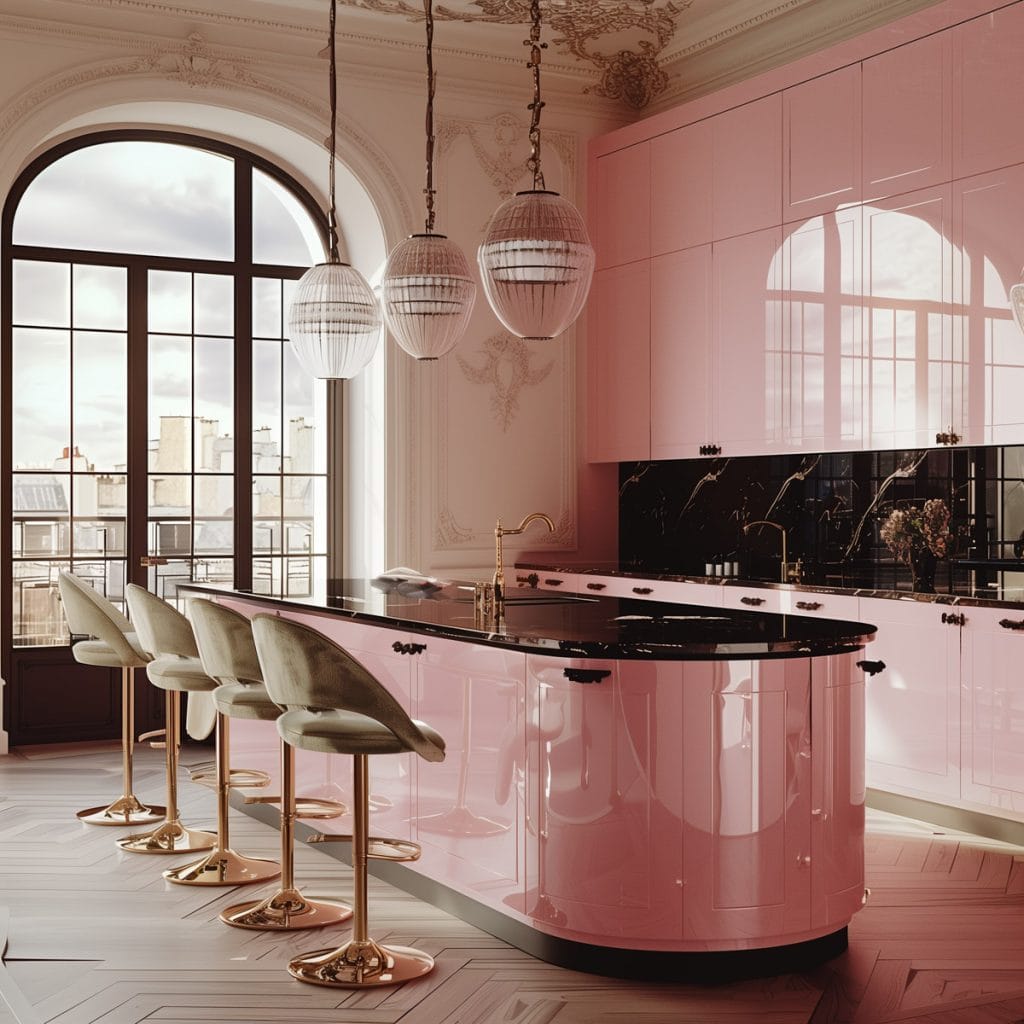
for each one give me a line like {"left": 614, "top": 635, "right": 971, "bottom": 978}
{"left": 910, "top": 549, "right": 936, "bottom": 594}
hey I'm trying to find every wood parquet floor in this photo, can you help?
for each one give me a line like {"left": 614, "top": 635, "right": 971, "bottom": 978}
{"left": 0, "top": 745, "right": 1022, "bottom": 1024}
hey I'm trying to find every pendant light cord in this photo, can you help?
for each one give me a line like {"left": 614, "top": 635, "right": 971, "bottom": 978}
{"left": 526, "top": 0, "right": 546, "bottom": 191}
{"left": 327, "top": 0, "right": 340, "bottom": 262}
{"left": 423, "top": 0, "right": 438, "bottom": 233}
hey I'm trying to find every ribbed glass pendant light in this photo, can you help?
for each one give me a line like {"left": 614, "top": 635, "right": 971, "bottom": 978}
{"left": 381, "top": 0, "right": 475, "bottom": 360}
{"left": 1011, "top": 273, "right": 1024, "bottom": 334}
{"left": 288, "top": 0, "right": 381, "bottom": 380}
{"left": 477, "top": 0, "right": 595, "bottom": 342}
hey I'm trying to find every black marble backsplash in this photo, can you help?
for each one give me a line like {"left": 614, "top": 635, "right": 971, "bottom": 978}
{"left": 618, "top": 447, "right": 1024, "bottom": 594}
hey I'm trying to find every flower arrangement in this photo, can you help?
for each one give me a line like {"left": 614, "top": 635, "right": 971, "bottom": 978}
{"left": 879, "top": 498, "right": 953, "bottom": 564}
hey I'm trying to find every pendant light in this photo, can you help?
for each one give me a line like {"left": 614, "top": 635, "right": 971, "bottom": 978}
{"left": 288, "top": 0, "right": 381, "bottom": 380}
{"left": 1011, "top": 270, "right": 1024, "bottom": 334}
{"left": 381, "top": 0, "right": 476, "bottom": 360}
{"left": 477, "top": 0, "right": 595, "bottom": 342}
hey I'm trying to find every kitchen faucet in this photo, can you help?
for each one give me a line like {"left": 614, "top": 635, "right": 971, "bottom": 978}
{"left": 743, "top": 519, "right": 800, "bottom": 583}
{"left": 492, "top": 512, "right": 555, "bottom": 611}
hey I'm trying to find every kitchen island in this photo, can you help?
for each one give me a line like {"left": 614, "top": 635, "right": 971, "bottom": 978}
{"left": 179, "top": 580, "right": 876, "bottom": 979}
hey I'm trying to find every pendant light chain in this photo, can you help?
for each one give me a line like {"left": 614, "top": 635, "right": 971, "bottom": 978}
{"left": 526, "top": 0, "right": 546, "bottom": 191}
{"left": 327, "top": 0, "right": 340, "bottom": 261}
{"left": 423, "top": 0, "right": 437, "bottom": 233}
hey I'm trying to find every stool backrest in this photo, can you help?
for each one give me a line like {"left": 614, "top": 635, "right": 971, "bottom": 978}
{"left": 125, "top": 583, "right": 199, "bottom": 659}
{"left": 251, "top": 614, "right": 445, "bottom": 763}
{"left": 58, "top": 571, "right": 140, "bottom": 664}
{"left": 188, "top": 599, "right": 263, "bottom": 687}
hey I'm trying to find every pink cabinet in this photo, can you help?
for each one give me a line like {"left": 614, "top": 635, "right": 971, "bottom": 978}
{"left": 862, "top": 31, "right": 952, "bottom": 200}
{"left": 783, "top": 65, "right": 862, "bottom": 222}
{"left": 953, "top": 3, "right": 1024, "bottom": 179}
{"left": 713, "top": 226, "right": 784, "bottom": 455}
{"left": 650, "top": 245, "right": 713, "bottom": 459}
{"left": 960, "top": 606, "right": 1024, "bottom": 817}
{"left": 651, "top": 120, "right": 713, "bottom": 255}
{"left": 860, "top": 597, "right": 961, "bottom": 803}
{"left": 586, "top": 262, "right": 651, "bottom": 463}
{"left": 594, "top": 142, "right": 650, "bottom": 269}
{"left": 953, "top": 164, "right": 1024, "bottom": 445}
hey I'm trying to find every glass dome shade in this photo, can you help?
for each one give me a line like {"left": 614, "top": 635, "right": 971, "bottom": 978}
{"left": 287, "top": 261, "right": 382, "bottom": 380}
{"left": 477, "top": 189, "right": 595, "bottom": 341}
{"left": 381, "top": 233, "right": 477, "bottom": 359}
{"left": 1012, "top": 282, "right": 1024, "bottom": 335}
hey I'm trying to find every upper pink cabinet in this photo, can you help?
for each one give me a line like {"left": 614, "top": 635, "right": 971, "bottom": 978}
{"left": 783, "top": 65, "right": 862, "bottom": 222}
{"left": 651, "top": 120, "right": 713, "bottom": 254}
{"left": 953, "top": 2, "right": 1024, "bottom": 179}
{"left": 863, "top": 32, "right": 952, "bottom": 200}
{"left": 594, "top": 142, "right": 650, "bottom": 269}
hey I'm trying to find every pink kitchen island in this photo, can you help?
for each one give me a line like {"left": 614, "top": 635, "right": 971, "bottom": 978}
{"left": 180, "top": 581, "right": 876, "bottom": 980}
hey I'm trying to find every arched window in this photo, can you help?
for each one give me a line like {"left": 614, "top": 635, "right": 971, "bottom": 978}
{"left": 2, "top": 131, "right": 333, "bottom": 670}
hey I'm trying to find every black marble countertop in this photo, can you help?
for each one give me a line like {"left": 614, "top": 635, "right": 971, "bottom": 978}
{"left": 516, "top": 562, "right": 1024, "bottom": 609}
{"left": 178, "top": 580, "right": 876, "bottom": 661}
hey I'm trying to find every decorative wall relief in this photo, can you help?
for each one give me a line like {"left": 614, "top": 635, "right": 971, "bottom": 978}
{"left": 456, "top": 333, "right": 554, "bottom": 432}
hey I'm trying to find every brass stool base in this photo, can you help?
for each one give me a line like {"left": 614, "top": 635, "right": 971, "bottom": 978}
{"left": 77, "top": 797, "right": 166, "bottom": 827}
{"left": 163, "top": 847, "right": 281, "bottom": 886}
{"left": 116, "top": 821, "right": 216, "bottom": 855}
{"left": 221, "top": 887, "right": 352, "bottom": 931}
{"left": 288, "top": 939, "right": 434, "bottom": 987}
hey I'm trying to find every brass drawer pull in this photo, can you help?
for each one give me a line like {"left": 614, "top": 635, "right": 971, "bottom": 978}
{"left": 740, "top": 596, "right": 765, "bottom": 606}
{"left": 796, "top": 601, "right": 822, "bottom": 611}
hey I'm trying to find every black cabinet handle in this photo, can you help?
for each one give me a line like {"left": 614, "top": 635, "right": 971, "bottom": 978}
{"left": 516, "top": 573, "right": 539, "bottom": 588}
{"left": 632, "top": 586, "right": 653, "bottom": 595}
{"left": 796, "top": 601, "right": 822, "bottom": 611}
{"left": 698, "top": 443, "right": 723, "bottom": 457}
{"left": 857, "top": 660, "right": 886, "bottom": 676}
{"left": 740, "top": 596, "right": 765, "bottom": 606}
{"left": 563, "top": 668, "right": 610, "bottom": 684}
{"left": 586, "top": 582, "right": 607, "bottom": 591}
{"left": 544, "top": 578, "right": 563, "bottom": 587}
{"left": 392, "top": 641, "right": 427, "bottom": 656}
{"left": 999, "top": 618, "right": 1024, "bottom": 631}
{"left": 941, "top": 612, "right": 966, "bottom": 627}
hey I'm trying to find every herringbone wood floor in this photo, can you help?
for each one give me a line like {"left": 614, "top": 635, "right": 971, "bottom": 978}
{"left": 0, "top": 745, "right": 1022, "bottom": 1023}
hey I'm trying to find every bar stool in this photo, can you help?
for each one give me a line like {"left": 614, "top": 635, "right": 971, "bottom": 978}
{"left": 251, "top": 613, "right": 446, "bottom": 988}
{"left": 186, "top": 600, "right": 351, "bottom": 928}
{"left": 57, "top": 572, "right": 164, "bottom": 827}
{"left": 117, "top": 584, "right": 216, "bottom": 855}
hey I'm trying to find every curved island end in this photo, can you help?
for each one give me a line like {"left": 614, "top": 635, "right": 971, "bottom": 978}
{"left": 179, "top": 580, "right": 876, "bottom": 980}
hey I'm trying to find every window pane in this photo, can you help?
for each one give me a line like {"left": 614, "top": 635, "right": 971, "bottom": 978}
{"left": 149, "top": 271, "right": 192, "bottom": 334}
{"left": 283, "top": 343, "right": 326, "bottom": 473}
{"left": 13, "top": 473, "right": 70, "bottom": 557}
{"left": 13, "top": 261, "right": 69, "bottom": 327}
{"left": 252, "top": 169, "right": 322, "bottom": 267}
{"left": 73, "top": 331, "right": 127, "bottom": 472}
{"left": 252, "top": 339, "right": 282, "bottom": 470}
{"left": 194, "top": 274, "right": 233, "bottom": 336}
{"left": 195, "top": 474, "right": 233, "bottom": 519}
{"left": 149, "top": 335, "right": 193, "bottom": 473}
{"left": 13, "top": 141, "right": 234, "bottom": 260}
{"left": 73, "top": 265, "right": 126, "bottom": 330}
{"left": 253, "top": 278, "right": 282, "bottom": 339}
{"left": 13, "top": 562, "right": 67, "bottom": 647}
{"left": 70, "top": 559, "right": 126, "bottom": 606}
{"left": 195, "top": 337, "right": 233, "bottom": 472}
{"left": 13, "top": 328, "right": 70, "bottom": 469}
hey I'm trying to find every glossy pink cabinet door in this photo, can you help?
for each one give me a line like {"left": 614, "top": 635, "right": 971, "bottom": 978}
{"left": 713, "top": 226, "right": 783, "bottom": 455}
{"left": 594, "top": 142, "right": 651, "bottom": 269}
{"left": 650, "top": 245, "right": 712, "bottom": 459}
{"left": 953, "top": 3, "right": 1024, "bottom": 179}
{"left": 784, "top": 64, "right": 862, "bottom": 222}
{"left": 863, "top": 30, "right": 952, "bottom": 200}
{"left": 651, "top": 120, "right": 713, "bottom": 255}
{"left": 861, "top": 597, "right": 961, "bottom": 803}
{"left": 587, "top": 262, "right": 651, "bottom": 463}
{"left": 714, "top": 93, "right": 783, "bottom": 240}
{"left": 953, "top": 164, "right": 1024, "bottom": 445}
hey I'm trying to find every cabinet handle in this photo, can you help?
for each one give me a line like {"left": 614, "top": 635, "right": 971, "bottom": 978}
{"left": 586, "top": 582, "right": 606, "bottom": 591}
{"left": 999, "top": 618, "right": 1024, "bottom": 631}
{"left": 632, "top": 586, "right": 653, "bottom": 595}
{"left": 392, "top": 641, "right": 427, "bottom": 656}
{"left": 740, "top": 596, "right": 765, "bottom": 606}
{"left": 563, "top": 668, "right": 610, "bottom": 684}
{"left": 941, "top": 612, "right": 966, "bottom": 627}
{"left": 543, "top": 578, "right": 563, "bottom": 587}
{"left": 856, "top": 659, "right": 886, "bottom": 676}
{"left": 795, "top": 601, "right": 822, "bottom": 611}
{"left": 698, "top": 443, "right": 723, "bottom": 457}
{"left": 516, "top": 573, "right": 539, "bottom": 588}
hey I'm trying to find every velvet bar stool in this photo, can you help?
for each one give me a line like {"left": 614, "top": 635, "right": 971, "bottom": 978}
{"left": 186, "top": 599, "right": 350, "bottom": 928}
{"left": 251, "top": 613, "right": 446, "bottom": 988}
{"left": 57, "top": 572, "right": 165, "bottom": 827}
{"left": 117, "top": 584, "right": 217, "bottom": 855}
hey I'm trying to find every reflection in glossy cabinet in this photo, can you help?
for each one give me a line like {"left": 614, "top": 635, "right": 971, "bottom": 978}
{"left": 863, "top": 31, "right": 952, "bottom": 200}
{"left": 594, "top": 143, "right": 650, "bottom": 269}
{"left": 651, "top": 121, "right": 712, "bottom": 255}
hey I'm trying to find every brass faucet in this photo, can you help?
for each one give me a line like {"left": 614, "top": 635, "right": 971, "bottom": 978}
{"left": 743, "top": 519, "right": 800, "bottom": 583}
{"left": 493, "top": 512, "right": 555, "bottom": 610}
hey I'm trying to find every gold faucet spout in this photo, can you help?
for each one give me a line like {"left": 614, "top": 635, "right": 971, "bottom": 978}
{"left": 493, "top": 512, "right": 555, "bottom": 610}
{"left": 743, "top": 519, "right": 788, "bottom": 584}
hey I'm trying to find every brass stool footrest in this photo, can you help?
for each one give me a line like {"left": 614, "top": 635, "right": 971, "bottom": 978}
{"left": 139, "top": 728, "right": 168, "bottom": 749}
{"left": 307, "top": 833, "right": 421, "bottom": 863}
{"left": 295, "top": 796, "right": 346, "bottom": 820}
{"left": 188, "top": 766, "right": 272, "bottom": 790}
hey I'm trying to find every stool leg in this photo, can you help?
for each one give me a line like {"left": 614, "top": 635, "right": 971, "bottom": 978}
{"left": 117, "top": 691, "right": 217, "bottom": 855}
{"left": 287, "top": 754, "right": 435, "bottom": 988}
{"left": 77, "top": 667, "right": 165, "bottom": 827}
{"left": 220, "top": 741, "right": 352, "bottom": 930}
{"left": 163, "top": 713, "right": 280, "bottom": 885}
